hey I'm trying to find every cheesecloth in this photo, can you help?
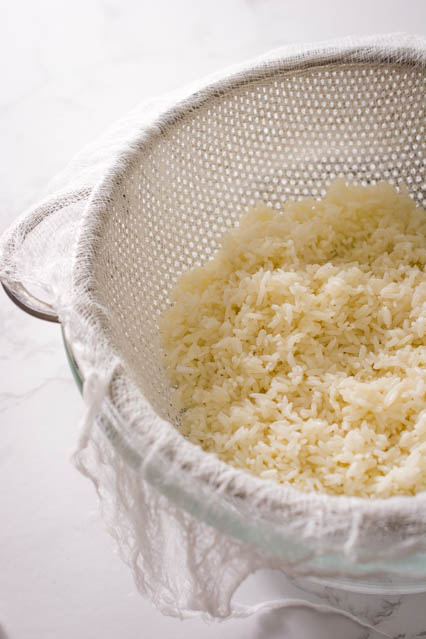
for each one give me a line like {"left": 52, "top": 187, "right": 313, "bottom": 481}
{"left": 0, "top": 34, "right": 425, "bottom": 632}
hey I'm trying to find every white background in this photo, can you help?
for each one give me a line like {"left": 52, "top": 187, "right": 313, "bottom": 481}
{"left": 1, "top": 1, "right": 426, "bottom": 638}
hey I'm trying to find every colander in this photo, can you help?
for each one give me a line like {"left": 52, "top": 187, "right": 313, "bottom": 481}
{"left": 2, "top": 34, "right": 426, "bottom": 599}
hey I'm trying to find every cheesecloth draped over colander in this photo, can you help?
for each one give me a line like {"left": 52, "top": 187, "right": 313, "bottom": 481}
{"left": 1, "top": 34, "right": 426, "bottom": 626}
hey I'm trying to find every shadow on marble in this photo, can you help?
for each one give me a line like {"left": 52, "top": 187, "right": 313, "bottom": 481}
{"left": 0, "top": 624, "right": 10, "bottom": 639}
{"left": 235, "top": 568, "right": 416, "bottom": 639}
{"left": 251, "top": 605, "right": 376, "bottom": 639}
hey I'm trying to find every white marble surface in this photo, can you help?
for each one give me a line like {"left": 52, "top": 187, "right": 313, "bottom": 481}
{"left": 1, "top": 1, "right": 426, "bottom": 637}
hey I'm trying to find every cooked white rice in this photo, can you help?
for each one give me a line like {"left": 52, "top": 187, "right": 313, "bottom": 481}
{"left": 160, "top": 180, "right": 426, "bottom": 497}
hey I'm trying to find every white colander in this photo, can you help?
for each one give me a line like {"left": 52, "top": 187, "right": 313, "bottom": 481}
{"left": 1, "top": 34, "right": 426, "bottom": 618}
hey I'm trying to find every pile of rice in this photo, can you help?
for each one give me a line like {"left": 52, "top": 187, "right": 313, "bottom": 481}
{"left": 160, "top": 180, "right": 426, "bottom": 498}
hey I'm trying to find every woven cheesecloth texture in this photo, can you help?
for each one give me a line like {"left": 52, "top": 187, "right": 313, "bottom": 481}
{"left": 1, "top": 34, "right": 426, "bottom": 628}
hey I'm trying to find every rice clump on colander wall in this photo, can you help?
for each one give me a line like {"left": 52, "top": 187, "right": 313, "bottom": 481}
{"left": 160, "top": 180, "right": 426, "bottom": 498}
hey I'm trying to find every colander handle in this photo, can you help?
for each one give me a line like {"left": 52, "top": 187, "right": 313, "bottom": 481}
{"left": 0, "top": 188, "right": 90, "bottom": 323}
{"left": 1, "top": 280, "right": 59, "bottom": 323}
